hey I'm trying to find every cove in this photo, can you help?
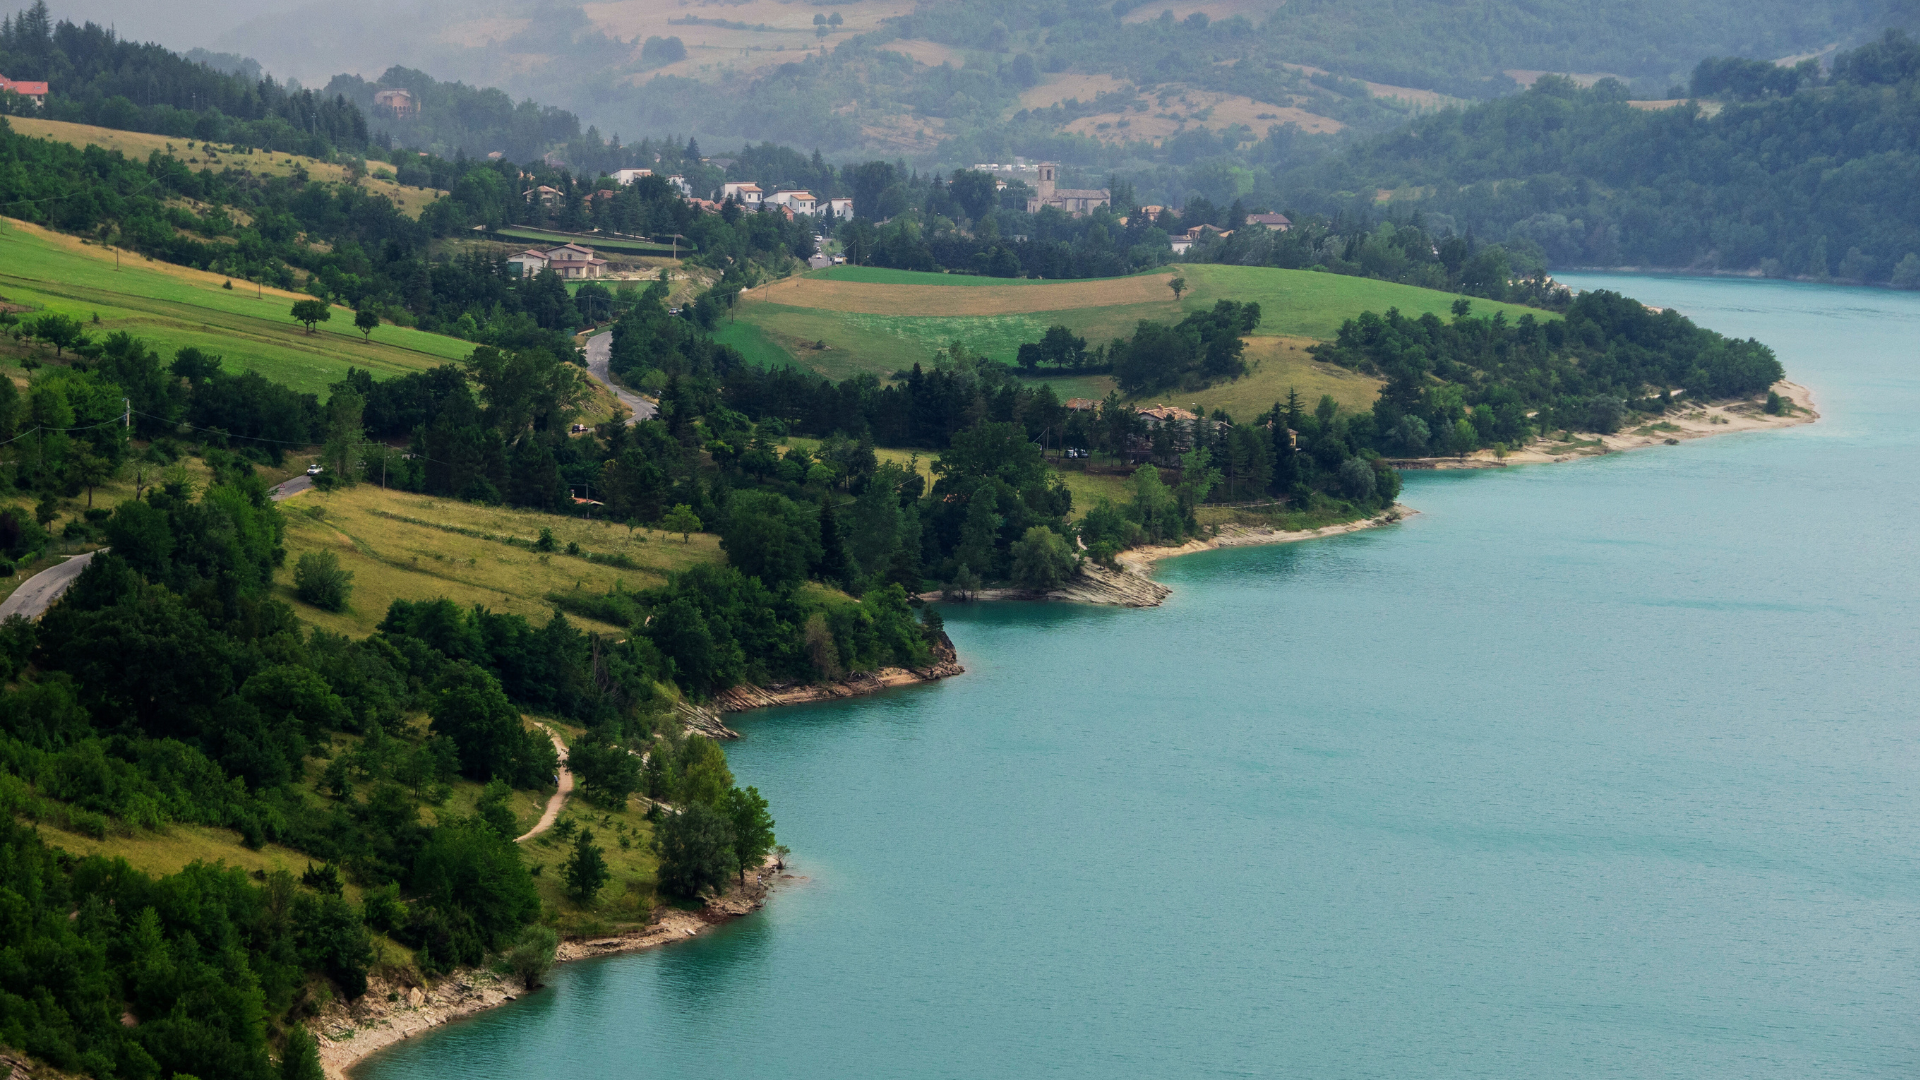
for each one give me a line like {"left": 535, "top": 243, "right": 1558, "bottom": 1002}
{"left": 359, "top": 275, "right": 1920, "bottom": 1080}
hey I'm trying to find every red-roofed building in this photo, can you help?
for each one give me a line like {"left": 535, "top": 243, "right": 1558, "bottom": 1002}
{"left": 0, "top": 75, "right": 48, "bottom": 106}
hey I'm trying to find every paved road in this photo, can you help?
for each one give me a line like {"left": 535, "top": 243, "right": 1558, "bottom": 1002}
{"left": 515, "top": 724, "right": 574, "bottom": 843}
{"left": 0, "top": 475, "right": 316, "bottom": 624}
{"left": 0, "top": 550, "right": 101, "bottom": 622}
{"left": 584, "top": 331, "right": 656, "bottom": 424}
{"left": 269, "top": 475, "right": 314, "bottom": 500}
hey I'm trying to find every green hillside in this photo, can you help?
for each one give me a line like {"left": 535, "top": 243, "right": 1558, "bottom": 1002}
{"left": 730, "top": 263, "right": 1547, "bottom": 381}
{"left": 0, "top": 217, "right": 470, "bottom": 393}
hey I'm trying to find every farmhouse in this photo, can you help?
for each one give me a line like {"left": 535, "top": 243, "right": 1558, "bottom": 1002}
{"left": 1025, "top": 163, "right": 1110, "bottom": 216}
{"left": 543, "top": 243, "right": 607, "bottom": 280}
{"left": 372, "top": 88, "right": 416, "bottom": 116}
{"left": 722, "top": 182, "right": 764, "bottom": 207}
{"left": 1245, "top": 212, "right": 1291, "bottom": 231}
{"left": 0, "top": 74, "right": 47, "bottom": 106}
{"left": 611, "top": 168, "right": 653, "bottom": 185}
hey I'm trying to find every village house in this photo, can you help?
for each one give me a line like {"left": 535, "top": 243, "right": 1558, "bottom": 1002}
{"left": 824, "top": 196, "right": 854, "bottom": 219}
{"left": 372, "top": 88, "right": 416, "bottom": 116}
{"left": 1025, "top": 163, "right": 1110, "bottom": 215}
{"left": 526, "top": 184, "right": 564, "bottom": 206}
{"left": 665, "top": 175, "right": 693, "bottom": 198}
{"left": 1244, "top": 212, "right": 1291, "bottom": 231}
{"left": 765, "top": 189, "right": 819, "bottom": 213}
{"left": 0, "top": 74, "right": 47, "bottom": 107}
{"left": 543, "top": 243, "right": 607, "bottom": 280}
{"left": 721, "top": 182, "right": 764, "bottom": 207}
{"left": 611, "top": 168, "right": 653, "bottom": 185}
{"left": 506, "top": 249, "right": 549, "bottom": 277}
{"left": 508, "top": 244, "right": 607, "bottom": 280}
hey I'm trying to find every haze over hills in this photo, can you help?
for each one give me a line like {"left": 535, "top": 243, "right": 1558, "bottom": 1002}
{"left": 40, "top": 0, "right": 1918, "bottom": 162}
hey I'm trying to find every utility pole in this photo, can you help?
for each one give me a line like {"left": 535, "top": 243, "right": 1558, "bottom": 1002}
{"left": 122, "top": 397, "right": 130, "bottom": 430}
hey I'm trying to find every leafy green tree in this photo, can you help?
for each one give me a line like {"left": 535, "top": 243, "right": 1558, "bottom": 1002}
{"left": 1168, "top": 276, "right": 1186, "bottom": 302}
{"left": 720, "top": 491, "right": 819, "bottom": 589}
{"left": 474, "top": 778, "right": 519, "bottom": 837}
{"left": 290, "top": 299, "right": 331, "bottom": 334}
{"left": 563, "top": 827, "right": 609, "bottom": 906}
{"left": 654, "top": 802, "right": 735, "bottom": 899}
{"left": 1010, "top": 526, "right": 1076, "bottom": 590}
{"left": 662, "top": 504, "right": 701, "bottom": 541}
{"left": 294, "top": 551, "right": 353, "bottom": 611}
{"left": 29, "top": 312, "right": 85, "bottom": 357}
{"left": 428, "top": 661, "right": 557, "bottom": 786}
{"left": 725, "top": 785, "right": 776, "bottom": 882}
{"left": 569, "top": 737, "right": 641, "bottom": 809}
{"left": 354, "top": 306, "right": 380, "bottom": 342}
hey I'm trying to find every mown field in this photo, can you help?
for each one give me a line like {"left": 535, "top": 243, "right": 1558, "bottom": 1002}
{"left": 0, "top": 217, "right": 471, "bottom": 393}
{"left": 5, "top": 117, "right": 447, "bottom": 217}
{"left": 273, "top": 484, "right": 724, "bottom": 639}
{"left": 731, "top": 264, "right": 1546, "bottom": 414}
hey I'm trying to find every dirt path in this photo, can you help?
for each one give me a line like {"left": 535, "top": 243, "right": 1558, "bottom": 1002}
{"left": 515, "top": 723, "right": 573, "bottom": 843}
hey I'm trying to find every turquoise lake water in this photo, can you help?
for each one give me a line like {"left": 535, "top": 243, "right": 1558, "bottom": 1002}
{"left": 360, "top": 275, "right": 1920, "bottom": 1079}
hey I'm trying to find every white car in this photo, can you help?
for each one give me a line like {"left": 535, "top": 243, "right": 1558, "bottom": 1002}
{"left": 305, "top": 464, "right": 323, "bottom": 476}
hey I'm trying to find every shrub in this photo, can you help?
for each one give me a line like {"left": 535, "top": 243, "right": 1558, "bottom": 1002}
{"left": 294, "top": 551, "right": 354, "bottom": 611}
{"left": 506, "top": 925, "right": 560, "bottom": 989}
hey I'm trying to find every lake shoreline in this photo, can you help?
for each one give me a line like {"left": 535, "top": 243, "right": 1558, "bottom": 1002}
{"left": 322, "top": 857, "right": 788, "bottom": 1080}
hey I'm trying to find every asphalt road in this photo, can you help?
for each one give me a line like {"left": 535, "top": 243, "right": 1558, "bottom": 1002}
{"left": 0, "top": 550, "right": 100, "bottom": 622}
{"left": 0, "top": 475, "right": 317, "bottom": 622}
{"left": 269, "top": 474, "right": 314, "bottom": 500}
{"left": 584, "top": 331, "right": 657, "bottom": 424}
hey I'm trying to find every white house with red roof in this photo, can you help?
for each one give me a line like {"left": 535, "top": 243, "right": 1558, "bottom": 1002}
{"left": 0, "top": 75, "right": 48, "bottom": 106}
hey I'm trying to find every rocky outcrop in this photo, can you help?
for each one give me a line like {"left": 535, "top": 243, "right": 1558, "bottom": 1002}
{"left": 676, "top": 700, "right": 741, "bottom": 739}
{"left": 711, "top": 630, "right": 965, "bottom": 713}
{"left": 1049, "top": 560, "right": 1172, "bottom": 606}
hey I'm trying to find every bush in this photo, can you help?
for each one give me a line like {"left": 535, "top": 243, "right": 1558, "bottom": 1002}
{"left": 506, "top": 924, "right": 559, "bottom": 989}
{"left": 294, "top": 550, "right": 354, "bottom": 611}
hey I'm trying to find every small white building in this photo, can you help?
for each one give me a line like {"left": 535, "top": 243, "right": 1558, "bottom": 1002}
{"left": 824, "top": 196, "right": 853, "bottom": 219}
{"left": 507, "top": 249, "right": 550, "bottom": 277}
{"left": 665, "top": 175, "right": 693, "bottom": 198}
{"left": 765, "top": 189, "right": 818, "bottom": 214}
{"left": 611, "top": 168, "right": 653, "bottom": 185}
{"left": 722, "top": 182, "right": 764, "bottom": 207}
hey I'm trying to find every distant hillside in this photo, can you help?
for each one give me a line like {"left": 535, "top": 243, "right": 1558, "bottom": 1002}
{"left": 1270, "top": 31, "right": 1920, "bottom": 286}
{"left": 194, "top": 0, "right": 1913, "bottom": 166}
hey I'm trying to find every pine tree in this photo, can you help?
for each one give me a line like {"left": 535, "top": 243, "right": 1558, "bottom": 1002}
{"left": 563, "top": 828, "right": 609, "bottom": 906}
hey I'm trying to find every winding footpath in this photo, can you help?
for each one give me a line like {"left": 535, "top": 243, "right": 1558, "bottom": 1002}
{"left": 514, "top": 723, "right": 573, "bottom": 843}
{"left": 584, "top": 331, "right": 657, "bottom": 424}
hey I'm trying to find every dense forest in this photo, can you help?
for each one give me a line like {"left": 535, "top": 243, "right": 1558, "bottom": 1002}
{"left": 0, "top": 2, "right": 366, "bottom": 155}
{"left": 1275, "top": 31, "right": 1920, "bottom": 285}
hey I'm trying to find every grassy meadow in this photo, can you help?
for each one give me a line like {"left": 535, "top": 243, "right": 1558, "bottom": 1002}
{"left": 0, "top": 217, "right": 471, "bottom": 393}
{"left": 273, "top": 484, "right": 723, "bottom": 638}
{"left": 5, "top": 117, "right": 447, "bottom": 217}
{"left": 730, "top": 263, "right": 1545, "bottom": 414}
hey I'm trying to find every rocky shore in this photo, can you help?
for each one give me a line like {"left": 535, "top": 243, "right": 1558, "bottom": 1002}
{"left": 317, "top": 857, "right": 789, "bottom": 1080}
{"left": 711, "top": 629, "right": 965, "bottom": 713}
